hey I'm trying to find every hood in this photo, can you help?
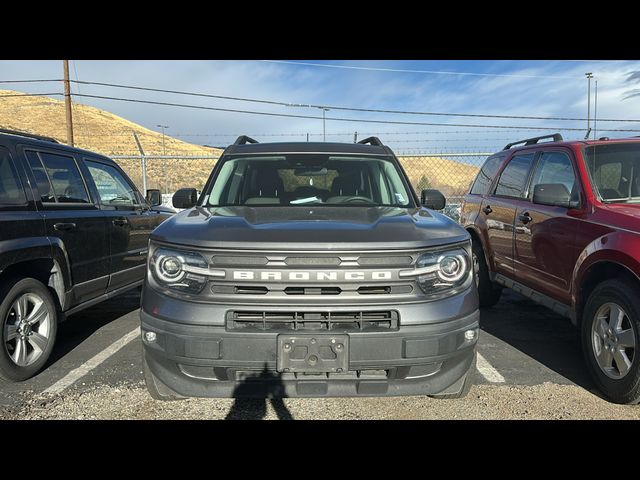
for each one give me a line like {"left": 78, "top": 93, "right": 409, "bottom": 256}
{"left": 596, "top": 203, "right": 640, "bottom": 233}
{"left": 151, "top": 206, "right": 469, "bottom": 250}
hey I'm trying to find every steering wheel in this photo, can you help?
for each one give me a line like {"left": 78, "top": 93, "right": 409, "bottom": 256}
{"left": 340, "top": 196, "right": 375, "bottom": 204}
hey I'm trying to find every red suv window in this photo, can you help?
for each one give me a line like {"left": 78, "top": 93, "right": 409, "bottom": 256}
{"left": 494, "top": 153, "right": 535, "bottom": 198}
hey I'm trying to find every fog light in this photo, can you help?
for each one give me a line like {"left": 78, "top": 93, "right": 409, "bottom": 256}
{"left": 144, "top": 331, "right": 157, "bottom": 343}
{"left": 464, "top": 329, "right": 477, "bottom": 341}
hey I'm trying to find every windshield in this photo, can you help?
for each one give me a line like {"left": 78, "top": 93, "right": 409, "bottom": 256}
{"left": 584, "top": 143, "right": 640, "bottom": 203}
{"left": 203, "top": 154, "right": 414, "bottom": 207}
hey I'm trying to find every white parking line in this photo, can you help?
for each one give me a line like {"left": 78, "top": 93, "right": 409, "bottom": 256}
{"left": 476, "top": 352, "right": 505, "bottom": 383}
{"left": 43, "top": 327, "right": 140, "bottom": 395}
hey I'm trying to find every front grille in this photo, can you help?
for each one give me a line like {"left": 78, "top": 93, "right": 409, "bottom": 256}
{"left": 226, "top": 310, "right": 399, "bottom": 332}
{"left": 284, "top": 286, "right": 342, "bottom": 295}
{"left": 211, "top": 284, "right": 413, "bottom": 296}
{"left": 357, "top": 286, "right": 391, "bottom": 295}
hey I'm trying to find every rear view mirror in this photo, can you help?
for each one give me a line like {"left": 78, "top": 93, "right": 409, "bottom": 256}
{"left": 532, "top": 184, "right": 578, "bottom": 208}
{"left": 294, "top": 167, "right": 328, "bottom": 176}
{"left": 145, "top": 189, "right": 161, "bottom": 206}
{"left": 173, "top": 188, "right": 198, "bottom": 209}
{"left": 421, "top": 189, "right": 446, "bottom": 210}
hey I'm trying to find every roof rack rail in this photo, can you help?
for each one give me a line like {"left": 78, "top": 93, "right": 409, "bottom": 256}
{"left": 357, "top": 136, "right": 383, "bottom": 146}
{"left": 233, "top": 135, "right": 258, "bottom": 145}
{"left": 0, "top": 128, "right": 59, "bottom": 144}
{"left": 503, "top": 133, "right": 563, "bottom": 150}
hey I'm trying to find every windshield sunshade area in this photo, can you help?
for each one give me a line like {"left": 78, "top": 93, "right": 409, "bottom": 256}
{"left": 584, "top": 143, "right": 640, "bottom": 203}
{"left": 203, "top": 154, "right": 414, "bottom": 207}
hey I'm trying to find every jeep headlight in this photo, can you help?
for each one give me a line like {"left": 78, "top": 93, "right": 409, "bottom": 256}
{"left": 149, "top": 247, "right": 209, "bottom": 294}
{"left": 402, "top": 247, "right": 471, "bottom": 296}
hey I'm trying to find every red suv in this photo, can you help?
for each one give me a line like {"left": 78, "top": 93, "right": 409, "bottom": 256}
{"left": 462, "top": 134, "right": 640, "bottom": 404}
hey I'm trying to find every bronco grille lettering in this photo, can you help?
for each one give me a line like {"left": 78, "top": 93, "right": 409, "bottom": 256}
{"left": 231, "top": 271, "right": 393, "bottom": 281}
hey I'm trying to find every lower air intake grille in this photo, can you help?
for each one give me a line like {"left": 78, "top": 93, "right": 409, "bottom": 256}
{"left": 227, "top": 310, "right": 399, "bottom": 332}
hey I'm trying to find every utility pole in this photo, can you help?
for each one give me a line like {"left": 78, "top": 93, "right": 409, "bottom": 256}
{"left": 63, "top": 60, "right": 74, "bottom": 146}
{"left": 586, "top": 73, "right": 594, "bottom": 140}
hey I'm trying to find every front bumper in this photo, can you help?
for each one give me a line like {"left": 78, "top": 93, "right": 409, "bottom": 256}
{"left": 140, "top": 287, "right": 479, "bottom": 398}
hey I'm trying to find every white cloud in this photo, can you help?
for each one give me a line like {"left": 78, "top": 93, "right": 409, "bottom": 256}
{"left": 2, "top": 59, "right": 640, "bottom": 153}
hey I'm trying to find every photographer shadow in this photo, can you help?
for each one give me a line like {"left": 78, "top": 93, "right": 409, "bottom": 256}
{"left": 225, "top": 364, "right": 294, "bottom": 420}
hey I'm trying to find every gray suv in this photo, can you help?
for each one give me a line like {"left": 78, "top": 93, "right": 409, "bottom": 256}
{"left": 140, "top": 136, "right": 479, "bottom": 399}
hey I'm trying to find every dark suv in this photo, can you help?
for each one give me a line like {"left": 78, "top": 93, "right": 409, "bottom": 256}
{"left": 141, "top": 136, "right": 479, "bottom": 400}
{"left": 0, "top": 129, "right": 170, "bottom": 382}
{"left": 462, "top": 133, "right": 640, "bottom": 404}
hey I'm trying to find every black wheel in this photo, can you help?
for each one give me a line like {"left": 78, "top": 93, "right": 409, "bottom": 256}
{"left": 582, "top": 279, "right": 640, "bottom": 405}
{"left": 430, "top": 351, "right": 475, "bottom": 399}
{"left": 472, "top": 239, "right": 502, "bottom": 308}
{"left": 0, "top": 278, "right": 58, "bottom": 382}
{"left": 142, "top": 349, "right": 183, "bottom": 401}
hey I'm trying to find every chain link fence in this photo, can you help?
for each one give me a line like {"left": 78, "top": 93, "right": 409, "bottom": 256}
{"left": 112, "top": 152, "right": 490, "bottom": 220}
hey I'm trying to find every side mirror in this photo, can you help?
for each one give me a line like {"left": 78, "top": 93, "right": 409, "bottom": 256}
{"left": 421, "top": 189, "right": 446, "bottom": 210}
{"left": 172, "top": 188, "right": 198, "bottom": 209}
{"left": 145, "top": 189, "right": 162, "bottom": 207}
{"left": 532, "top": 183, "right": 579, "bottom": 208}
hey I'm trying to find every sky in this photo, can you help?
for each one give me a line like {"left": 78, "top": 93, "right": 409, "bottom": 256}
{"left": 1, "top": 59, "right": 640, "bottom": 154}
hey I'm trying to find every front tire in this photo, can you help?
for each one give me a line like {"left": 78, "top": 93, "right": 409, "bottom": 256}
{"left": 472, "top": 240, "right": 502, "bottom": 308}
{"left": 582, "top": 279, "right": 640, "bottom": 405}
{"left": 0, "top": 278, "right": 58, "bottom": 382}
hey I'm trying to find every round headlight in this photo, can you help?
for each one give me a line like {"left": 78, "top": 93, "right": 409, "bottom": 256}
{"left": 156, "top": 255, "right": 184, "bottom": 282}
{"left": 161, "top": 257, "right": 182, "bottom": 276}
{"left": 436, "top": 254, "right": 467, "bottom": 282}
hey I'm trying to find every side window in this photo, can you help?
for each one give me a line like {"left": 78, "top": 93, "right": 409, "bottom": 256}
{"left": 494, "top": 153, "right": 535, "bottom": 198}
{"left": 26, "top": 151, "right": 90, "bottom": 203}
{"left": 470, "top": 155, "right": 503, "bottom": 195}
{"left": 529, "top": 152, "right": 576, "bottom": 201}
{"left": 85, "top": 160, "right": 137, "bottom": 206}
{"left": 0, "top": 146, "right": 26, "bottom": 205}
{"left": 26, "top": 151, "right": 56, "bottom": 203}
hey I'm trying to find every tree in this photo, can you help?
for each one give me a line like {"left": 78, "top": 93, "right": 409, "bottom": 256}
{"left": 416, "top": 175, "right": 431, "bottom": 191}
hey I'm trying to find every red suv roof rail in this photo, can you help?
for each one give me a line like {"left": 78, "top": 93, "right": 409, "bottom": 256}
{"left": 503, "top": 133, "right": 563, "bottom": 150}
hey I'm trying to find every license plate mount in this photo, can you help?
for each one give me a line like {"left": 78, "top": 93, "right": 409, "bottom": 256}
{"left": 277, "top": 334, "right": 349, "bottom": 374}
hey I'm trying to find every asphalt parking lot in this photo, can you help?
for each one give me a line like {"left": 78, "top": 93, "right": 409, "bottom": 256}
{"left": 1, "top": 288, "right": 639, "bottom": 420}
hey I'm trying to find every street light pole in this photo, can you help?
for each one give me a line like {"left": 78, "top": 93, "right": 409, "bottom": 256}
{"left": 157, "top": 124, "right": 168, "bottom": 156}
{"left": 586, "top": 73, "right": 593, "bottom": 139}
{"left": 321, "top": 108, "right": 329, "bottom": 141}
{"left": 157, "top": 124, "right": 169, "bottom": 193}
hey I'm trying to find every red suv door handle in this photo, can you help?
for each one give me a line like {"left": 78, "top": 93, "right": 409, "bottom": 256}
{"left": 519, "top": 212, "right": 533, "bottom": 224}
{"left": 482, "top": 205, "right": 493, "bottom": 215}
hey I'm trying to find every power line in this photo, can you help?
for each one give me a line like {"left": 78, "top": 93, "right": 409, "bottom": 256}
{"left": 0, "top": 79, "right": 62, "bottom": 84}
{"left": 0, "top": 92, "right": 63, "bottom": 98}
{"left": 69, "top": 92, "right": 640, "bottom": 132}
{"left": 260, "top": 60, "right": 583, "bottom": 79}
{"left": 68, "top": 78, "right": 640, "bottom": 123}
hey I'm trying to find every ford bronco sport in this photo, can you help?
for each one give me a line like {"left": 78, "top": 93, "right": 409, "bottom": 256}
{"left": 463, "top": 134, "right": 640, "bottom": 404}
{"left": 0, "top": 129, "right": 170, "bottom": 382}
{"left": 140, "top": 136, "right": 480, "bottom": 399}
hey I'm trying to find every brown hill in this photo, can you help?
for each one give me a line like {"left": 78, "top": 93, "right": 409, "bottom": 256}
{"left": 399, "top": 156, "right": 480, "bottom": 198}
{"left": 0, "top": 89, "right": 222, "bottom": 191}
{"left": 0, "top": 90, "right": 480, "bottom": 195}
